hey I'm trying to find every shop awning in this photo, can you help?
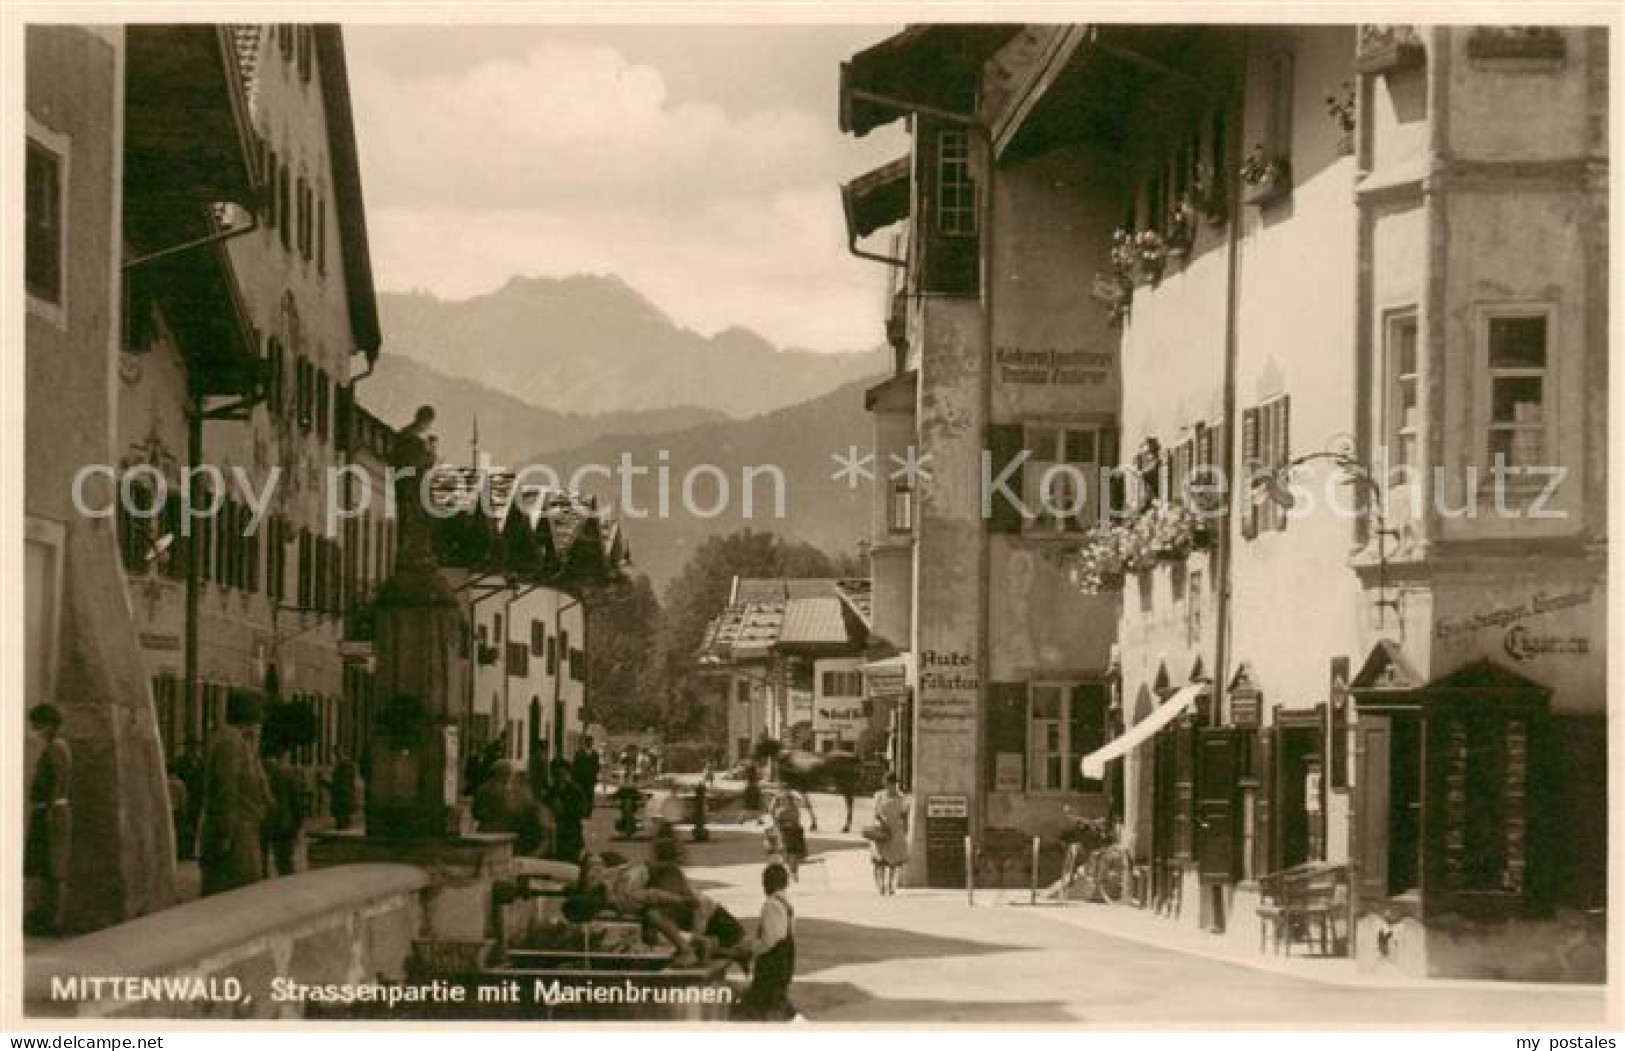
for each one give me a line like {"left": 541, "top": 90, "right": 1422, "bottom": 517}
{"left": 1080, "top": 682, "right": 1204, "bottom": 780}
{"left": 841, "top": 156, "right": 911, "bottom": 240}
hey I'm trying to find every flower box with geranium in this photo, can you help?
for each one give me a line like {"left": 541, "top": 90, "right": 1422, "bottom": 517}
{"left": 1240, "top": 145, "right": 1292, "bottom": 207}
{"left": 1069, "top": 500, "right": 1217, "bottom": 594}
{"left": 1355, "top": 25, "right": 1425, "bottom": 74}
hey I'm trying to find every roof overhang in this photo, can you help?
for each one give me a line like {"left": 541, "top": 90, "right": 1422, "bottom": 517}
{"left": 839, "top": 25, "right": 1022, "bottom": 136}
{"left": 841, "top": 155, "right": 911, "bottom": 242}
{"left": 865, "top": 369, "right": 918, "bottom": 412}
{"left": 123, "top": 26, "right": 260, "bottom": 396}
{"left": 315, "top": 26, "right": 382, "bottom": 360}
{"left": 125, "top": 26, "right": 259, "bottom": 212}
{"left": 992, "top": 25, "right": 1228, "bottom": 162}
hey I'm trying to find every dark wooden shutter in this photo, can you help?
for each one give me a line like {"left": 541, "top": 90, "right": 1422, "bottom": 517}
{"left": 1354, "top": 715, "right": 1392, "bottom": 906}
{"left": 1197, "top": 728, "right": 1240, "bottom": 880}
{"left": 1240, "top": 407, "right": 1259, "bottom": 539}
{"left": 1100, "top": 425, "right": 1125, "bottom": 521}
{"left": 1070, "top": 684, "right": 1107, "bottom": 791}
{"left": 1256, "top": 727, "right": 1276, "bottom": 877}
{"left": 986, "top": 423, "right": 1026, "bottom": 534}
{"left": 1174, "top": 718, "right": 1195, "bottom": 860}
{"left": 985, "top": 683, "right": 1027, "bottom": 789}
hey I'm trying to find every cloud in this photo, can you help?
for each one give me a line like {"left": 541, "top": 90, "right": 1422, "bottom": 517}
{"left": 347, "top": 36, "right": 905, "bottom": 351}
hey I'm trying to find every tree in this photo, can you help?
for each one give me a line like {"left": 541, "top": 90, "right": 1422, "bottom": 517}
{"left": 582, "top": 574, "right": 665, "bottom": 732}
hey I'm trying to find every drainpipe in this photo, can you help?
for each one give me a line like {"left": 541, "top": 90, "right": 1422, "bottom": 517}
{"left": 1213, "top": 32, "right": 1248, "bottom": 727}
{"left": 122, "top": 210, "right": 259, "bottom": 271}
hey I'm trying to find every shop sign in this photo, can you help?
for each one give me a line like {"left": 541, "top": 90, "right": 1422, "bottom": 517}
{"left": 924, "top": 794, "right": 970, "bottom": 887}
{"left": 918, "top": 648, "right": 978, "bottom": 735}
{"left": 995, "top": 346, "right": 1113, "bottom": 387}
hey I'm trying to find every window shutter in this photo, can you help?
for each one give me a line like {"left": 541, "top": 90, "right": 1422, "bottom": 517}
{"left": 1274, "top": 396, "right": 1291, "bottom": 532}
{"left": 985, "top": 683, "right": 1027, "bottom": 789}
{"left": 1256, "top": 727, "right": 1276, "bottom": 877}
{"left": 1173, "top": 718, "right": 1195, "bottom": 860}
{"left": 1100, "top": 425, "right": 1125, "bottom": 521}
{"left": 1240, "top": 407, "right": 1260, "bottom": 540}
{"left": 1071, "top": 684, "right": 1108, "bottom": 791}
{"left": 985, "top": 423, "right": 1026, "bottom": 534}
{"left": 1354, "top": 716, "right": 1392, "bottom": 904}
{"left": 1209, "top": 420, "right": 1230, "bottom": 524}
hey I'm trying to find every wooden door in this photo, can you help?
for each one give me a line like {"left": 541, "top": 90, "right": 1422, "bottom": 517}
{"left": 1197, "top": 728, "right": 1239, "bottom": 880}
{"left": 1353, "top": 714, "right": 1391, "bottom": 906}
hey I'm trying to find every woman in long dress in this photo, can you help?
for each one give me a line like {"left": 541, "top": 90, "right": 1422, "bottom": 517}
{"left": 870, "top": 774, "right": 909, "bottom": 895}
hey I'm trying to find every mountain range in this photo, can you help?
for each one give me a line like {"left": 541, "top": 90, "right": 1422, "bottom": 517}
{"left": 524, "top": 376, "right": 879, "bottom": 587}
{"left": 359, "top": 272, "right": 888, "bottom": 587}
{"left": 376, "top": 275, "right": 886, "bottom": 419}
{"left": 359, "top": 353, "right": 726, "bottom": 467}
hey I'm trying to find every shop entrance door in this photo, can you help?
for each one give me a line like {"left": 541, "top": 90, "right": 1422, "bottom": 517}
{"left": 1196, "top": 728, "right": 1239, "bottom": 880}
{"left": 1274, "top": 722, "right": 1323, "bottom": 869}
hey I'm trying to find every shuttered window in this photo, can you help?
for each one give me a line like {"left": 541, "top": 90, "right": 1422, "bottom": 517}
{"left": 985, "top": 423, "right": 1026, "bottom": 533}
{"left": 1241, "top": 396, "right": 1291, "bottom": 537}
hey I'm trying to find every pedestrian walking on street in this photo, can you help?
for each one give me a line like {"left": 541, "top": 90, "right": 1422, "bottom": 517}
{"left": 742, "top": 763, "right": 763, "bottom": 819}
{"left": 261, "top": 750, "right": 306, "bottom": 877}
{"left": 869, "top": 774, "right": 910, "bottom": 895}
{"left": 175, "top": 741, "right": 204, "bottom": 860}
{"left": 24, "top": 704, "right": 72, "bottom": 936}
{"left": 736, "top": 862, "right": 799, "bottom": 1022}
{"left": 549, "top": 757, "right": 588, "bottom": 863}
{"left": 166, "top": 764, "right": 188, "bottom": 862}
{"left": 769, "top": 790, "right": 807, "bottom": 881}
{"left": 325, "top": 747, "right": 358, "bottom": 830}
{"left": 200, "top": 690, "right": 272, "bottom": 896}
{"left": 572, "top": 737, "right": 601, "bottom": 815}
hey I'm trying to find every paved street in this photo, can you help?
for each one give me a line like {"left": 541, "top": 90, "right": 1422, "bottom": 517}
{"left": 621, "top": 790, "right": 1609, "bottom": 1027}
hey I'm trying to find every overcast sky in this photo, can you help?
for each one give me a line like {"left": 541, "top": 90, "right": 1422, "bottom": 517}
{"left": 345, "top": 25, "right": 908, "bottom": 352}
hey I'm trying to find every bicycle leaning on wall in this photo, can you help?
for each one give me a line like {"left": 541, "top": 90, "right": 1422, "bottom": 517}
{"left": 1052, "top": 807, "right": 1133, "bottom": 905}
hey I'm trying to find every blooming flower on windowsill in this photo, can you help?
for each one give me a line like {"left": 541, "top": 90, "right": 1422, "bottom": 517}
{"left": 1067, "top": 500, "right": 1217, "bottom": 595}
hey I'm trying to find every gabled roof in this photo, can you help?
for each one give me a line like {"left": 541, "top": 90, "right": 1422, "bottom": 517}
{"left": 700, "top": 577, "right": 870, "bottom": 666}
{"left": 781, "top": 597, "right": 849, "bottom": 646}
{"left": 1351, "top": 639, "right": 1423, "bottom": 690}
{"left": 425, "top": 465, "right": 624, "bottom": 580}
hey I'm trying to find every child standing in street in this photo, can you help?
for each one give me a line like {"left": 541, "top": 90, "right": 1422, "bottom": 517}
{"left": 736, "top": 862, "right": 798, "bottom": 1022}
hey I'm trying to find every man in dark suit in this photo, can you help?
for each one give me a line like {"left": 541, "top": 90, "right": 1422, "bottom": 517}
{"left": 200, "top": 690, "right": 272, "bottom": 896}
